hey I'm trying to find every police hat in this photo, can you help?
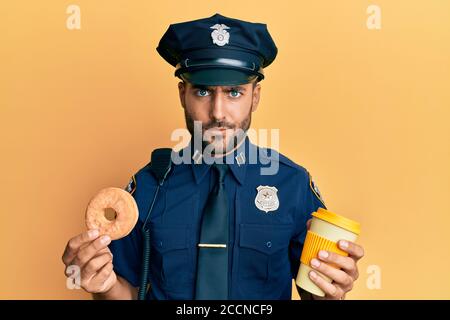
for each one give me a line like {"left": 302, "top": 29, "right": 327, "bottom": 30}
{"left": 156, "top": 13, "right": 278, "bottom": 86}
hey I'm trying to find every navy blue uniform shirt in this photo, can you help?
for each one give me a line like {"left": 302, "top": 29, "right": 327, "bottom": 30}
{"left": 109, "top": 137, "right": 326, "bottom": 299}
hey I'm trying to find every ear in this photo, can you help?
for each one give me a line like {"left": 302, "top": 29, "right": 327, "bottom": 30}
{"left": 178, "top": 81, "right": 186, "bottom": 109}
{"left": 251, "top": 82, "right": 261, "bottom": 112}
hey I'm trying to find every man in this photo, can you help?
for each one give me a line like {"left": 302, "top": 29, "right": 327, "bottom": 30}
{"left": 62, "top": 13, "right": 364, "bottom": 300}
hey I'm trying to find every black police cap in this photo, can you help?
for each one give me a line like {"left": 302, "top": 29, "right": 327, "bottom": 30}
{"left": 156, "top": 13, "right": 278, "bottom": 86}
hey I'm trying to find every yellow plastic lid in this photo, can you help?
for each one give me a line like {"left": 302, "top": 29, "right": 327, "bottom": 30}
{"left": 312, "top": 208, "right": 361, "bottom": 235}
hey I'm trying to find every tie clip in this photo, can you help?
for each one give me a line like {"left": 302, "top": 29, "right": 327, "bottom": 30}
{"left": 198, "top": 243, "right": 227, "bottom": 248}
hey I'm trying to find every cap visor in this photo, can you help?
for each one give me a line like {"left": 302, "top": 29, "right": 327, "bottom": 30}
{"left": 180, "top": 68, "right": 257, "bottom": 86}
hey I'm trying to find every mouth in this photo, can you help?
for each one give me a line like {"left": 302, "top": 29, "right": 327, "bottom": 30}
{"left": 209, "top": 127, "right": 229, "bottom": 132}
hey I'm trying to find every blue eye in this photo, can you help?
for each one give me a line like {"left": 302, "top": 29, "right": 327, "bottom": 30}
{"left": 196, "top": 89, "right": 210, "bottom": 97}
{"left": 229, "top": 90, "right": 241, "bottom": 98}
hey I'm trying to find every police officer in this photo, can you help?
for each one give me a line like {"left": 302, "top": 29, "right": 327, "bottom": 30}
{"left": 62, "top": 13, "right": 364, "bottom": 300}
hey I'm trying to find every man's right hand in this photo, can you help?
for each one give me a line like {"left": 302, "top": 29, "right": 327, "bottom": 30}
{"left": 62, "top": 229, "right": 117, "bottom": 294}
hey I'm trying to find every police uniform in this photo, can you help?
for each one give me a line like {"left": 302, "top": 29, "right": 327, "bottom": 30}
{"left": 109, "top": 13, "right": 326, "bottom": 300}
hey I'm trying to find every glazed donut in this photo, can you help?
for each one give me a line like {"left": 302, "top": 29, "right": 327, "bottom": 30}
{"left": 85, "top": 187, "right": 139, "bottom": 240}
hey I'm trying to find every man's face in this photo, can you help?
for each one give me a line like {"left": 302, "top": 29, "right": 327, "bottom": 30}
{"left": 178, "top": 79, "right": 261, "bottom": 155}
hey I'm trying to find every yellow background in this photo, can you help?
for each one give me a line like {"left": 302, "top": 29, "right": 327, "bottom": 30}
{"left": 1, "top": 0, "right": 449, "bottom": 299}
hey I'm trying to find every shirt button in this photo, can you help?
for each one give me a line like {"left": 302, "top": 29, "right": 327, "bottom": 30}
{"left": 266, "top": 241, "right": 272, "bottom": 248}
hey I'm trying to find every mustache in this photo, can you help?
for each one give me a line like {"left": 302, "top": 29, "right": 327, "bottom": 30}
{"left": 203, "top": 120, "right": 236, "bottom": 131}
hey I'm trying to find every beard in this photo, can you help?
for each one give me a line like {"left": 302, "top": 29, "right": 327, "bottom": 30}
{"left": 184, "top": 103, "right": 253, "bottom": 155}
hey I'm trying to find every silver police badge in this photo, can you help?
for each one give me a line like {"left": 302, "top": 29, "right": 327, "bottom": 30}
{"left": 210, "top": 23, "right": 230, "bottom": 46}
{"left": 255, "top": 186, "right": 279, "bottom": 213}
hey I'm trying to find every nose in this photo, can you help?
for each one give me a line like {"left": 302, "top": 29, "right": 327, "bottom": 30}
{"left": 210, "top": 91, "right": 226, "bottom": 122}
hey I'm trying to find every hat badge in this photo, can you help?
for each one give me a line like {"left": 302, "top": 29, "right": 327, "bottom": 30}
{"left": 210, "top": 23, "right": 230, "bottom": 46}
{"left": 255, "top": 186, "right": 279, "bottom": 213}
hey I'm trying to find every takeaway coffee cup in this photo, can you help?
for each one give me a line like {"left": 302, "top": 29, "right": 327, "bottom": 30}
{"left": 296, "top": 208, "right": 361, "bottom": 297}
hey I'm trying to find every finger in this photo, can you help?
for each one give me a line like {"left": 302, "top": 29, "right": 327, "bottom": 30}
{"left": 306, "top": 219, "right": 312, "bottom": 230}
{"left": 308, "top": 271, "right": 344, "bottom": 299}
{"left": 338, "top": 240, "right": 365, "bottom": 261}
{"left": 310, "top": 258, "right": 353, "bottom": 291}
{"left": 90, "top": 262, "right": 115, "bottom": 293}
{"left": 62, "top": 229, "right": 99, "bottom": 265}
{"left": 71, "top": 235, "right": 111, "bottom": 269}
{"left": 79, "top": 240, "right": 112, "bottom": 252}
{"left": 81, "top": 252, "right": 113, "bottom": 281}
{"left": 91, "top": 247, "right": 111, "bottom": 258}
{"left": 92, "top": 261, "right": 114, "bottom": 284}
{"left": 97, "top": 248, "right": 113, "bottom": 261}
{"left": 65, "top": 248, "right": 110, "bottom": 277}
{"left": 317, "top": 250, "right": 358, "bottom": 278}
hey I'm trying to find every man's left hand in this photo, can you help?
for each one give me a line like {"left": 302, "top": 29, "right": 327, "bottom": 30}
{"left": 306, "top": 219, "right": 365, "bottom": 300}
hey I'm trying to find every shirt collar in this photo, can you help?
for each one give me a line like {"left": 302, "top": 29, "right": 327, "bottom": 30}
{"left": 180, "top": 135, "right": 255, "bottom": 185}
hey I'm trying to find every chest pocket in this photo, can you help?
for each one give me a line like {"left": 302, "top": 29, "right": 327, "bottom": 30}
{"left": 151, "top": 225, "right": 193, "bottom": 291}
{"left": 238, "top": 223, "right": 292, "bottom": 299}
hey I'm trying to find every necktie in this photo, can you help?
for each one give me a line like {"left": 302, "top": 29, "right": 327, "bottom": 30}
{"left": 195, "top": 163, "right": 229, "bottom": 300}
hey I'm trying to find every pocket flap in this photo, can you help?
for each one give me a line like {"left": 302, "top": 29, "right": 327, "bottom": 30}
{"left": 151, "top": 226, "right": 189, "bottom": 253}
{"left": 239, "top": 224, "right": 291, "bottom": 255}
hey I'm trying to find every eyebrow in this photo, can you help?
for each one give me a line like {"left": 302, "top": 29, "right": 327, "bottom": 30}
{"left": 191, "top": 85, "right": 247, "bottom": 92}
